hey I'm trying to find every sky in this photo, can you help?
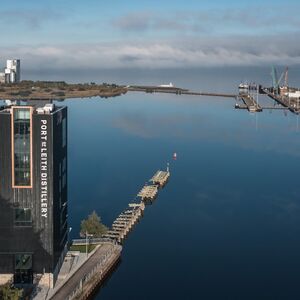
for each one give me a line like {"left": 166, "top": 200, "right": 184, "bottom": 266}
{"left": 0, "top": 0, "right": 300, "bottom": 73}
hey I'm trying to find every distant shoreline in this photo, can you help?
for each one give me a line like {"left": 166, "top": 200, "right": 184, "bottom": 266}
{"left": 0, "top": 81, "right": 127, "bottom": 101}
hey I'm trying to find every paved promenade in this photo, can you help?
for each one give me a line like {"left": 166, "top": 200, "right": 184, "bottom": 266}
{"left": 31, "top": 242, "right": 120, "bottom": 300}
{"left": 48, "top": 243, "right": 118, "bottom": 300}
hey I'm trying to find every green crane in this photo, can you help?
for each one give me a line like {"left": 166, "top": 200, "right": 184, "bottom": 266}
{"left": 271, "top": 66, "right": 288, "bottom": 94}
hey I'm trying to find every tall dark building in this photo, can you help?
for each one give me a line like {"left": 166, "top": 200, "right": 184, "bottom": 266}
{"left": 0, "top": 103, "right": 68, "bottom": 287}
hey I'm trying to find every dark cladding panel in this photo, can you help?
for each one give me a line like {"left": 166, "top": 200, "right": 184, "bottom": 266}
{"left": 52, "top": 107, "right": 68, "bottom": 266}
{"left": 0, "top": 105, "right": 68, "bottom": 277}
{"left": 0, "top": 112, "right": 13, "bottom": 273}
{"left": 32, "top": 113, "right": 54, "bottom": 272}
{"left": 0, "top": 113, "right": 12, "bottom": 200}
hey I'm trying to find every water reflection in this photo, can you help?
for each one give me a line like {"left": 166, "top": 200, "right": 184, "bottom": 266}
{"left": 1, "top": 68, "right": 300, "bottom": 299}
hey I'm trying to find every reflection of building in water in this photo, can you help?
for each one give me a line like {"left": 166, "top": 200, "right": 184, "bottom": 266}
{"left": 0, "top": 102, "right": 68, "bottom": 288}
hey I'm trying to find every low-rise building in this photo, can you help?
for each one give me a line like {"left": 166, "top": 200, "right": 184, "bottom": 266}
{"left": 1, "top": 59, "right": 21, "bottom": 83}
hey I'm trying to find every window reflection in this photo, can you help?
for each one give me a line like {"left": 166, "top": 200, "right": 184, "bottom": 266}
{"left": 14, "top": 208, "right": 32, "bottom": 226}
{"left": 13, "top": 107, "right": 31, "bottom": 187}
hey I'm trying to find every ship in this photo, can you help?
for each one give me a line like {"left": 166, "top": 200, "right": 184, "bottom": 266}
{"left": 159, "top": 82, "right": 174, "bottom": 88}
{"left": 239, "top": 83, "right": 249, "bottom": 90}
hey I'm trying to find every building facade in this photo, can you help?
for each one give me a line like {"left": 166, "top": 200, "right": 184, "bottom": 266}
{"left": 0, "top": 103, "right": 68, "bottom": 287}
{"left": 4, "top": 59, "right": 21, "bottom": 83}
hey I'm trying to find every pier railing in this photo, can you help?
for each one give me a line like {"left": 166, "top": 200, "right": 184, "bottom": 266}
{"left": 72, "top": 237, "right": 114, "bottom": 245}
{"left": 65, "top": 245, "right": 122, "bottom": 300}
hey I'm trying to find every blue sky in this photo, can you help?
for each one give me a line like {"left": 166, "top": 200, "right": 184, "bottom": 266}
{"left": 0, "top": 0, "right": 300, "bottom": 71}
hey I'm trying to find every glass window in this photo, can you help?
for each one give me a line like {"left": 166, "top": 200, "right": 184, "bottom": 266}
{"left": 15, "top": 254, "right": 32, "bottom": 270}
{"left": 12, "top": 107, "right": 32, "bottom": 187}
{"left": 14, "top": 208, "right": 32, "bottom": 226}
{"left": 14, "top": 254, "right": 33, "bottom": 284}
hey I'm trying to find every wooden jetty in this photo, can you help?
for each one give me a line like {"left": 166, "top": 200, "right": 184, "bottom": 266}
{"left": 46, "top": 166, "right": 171, "bottom": 300}
{"left": 238, "top": 94, "right": 262, "bottom": 112}
{"left": 102, "top": 203, "right": 145, "bottom": 243}
{"left": 103, "top": 166, "right": 171, "bottom": 244}
{"left": 137, "top": 185, "right": 159, "bottom": 201}
{"left": 150, "top": 169, "right": 170, "bottom": 187}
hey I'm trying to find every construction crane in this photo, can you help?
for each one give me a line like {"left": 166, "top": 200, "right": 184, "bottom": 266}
{"left": 284, "top": 66, "right": 289, "bottom": 88}
{"left": 271, "top": 66, "right": 289, "bottom": 94}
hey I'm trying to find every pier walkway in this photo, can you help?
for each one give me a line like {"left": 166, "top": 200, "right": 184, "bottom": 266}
{"left": 182, "top": 91, "right": 236, "bottom": 98}
{"left": 262, "top": 88, "right": 299, "bottom": 114}
{"left": 238, "top": 94, "right": 262, "bottom": 112}
{"left": 127, "top": 86, "right": 237, "bottom": 98}
{"left": 150, "top": 169, "right": 170, "bottom": 186}
{"left": 103, "top": 203, "right": 145, "bottom": 243}
{"left": 48, "top": 242, "right": 121, "bottom": 300}
{"left": 103, "top": 166, "right": 170, "bottom": 244}
{"left": 137, "top": 185, "right": 158, "bottom": 201}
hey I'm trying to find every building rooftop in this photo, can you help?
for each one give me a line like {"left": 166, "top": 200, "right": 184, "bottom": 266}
{"left": 0, "top": 102, "right": 64, "bottom": 115}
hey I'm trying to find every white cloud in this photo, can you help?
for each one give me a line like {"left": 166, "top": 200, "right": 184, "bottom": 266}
{"left": 111, "top": 7, "right": 300, "bottom": 34}
{"left": 1, "top": 33, "right": 300, "bottom": 71}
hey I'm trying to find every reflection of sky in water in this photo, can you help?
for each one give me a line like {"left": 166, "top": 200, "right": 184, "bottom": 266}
{"left": 63, "top": 70, "right": 300, "bottom": 299}
{"left": 2, "top": 68, "right": 300, "bottom": 298}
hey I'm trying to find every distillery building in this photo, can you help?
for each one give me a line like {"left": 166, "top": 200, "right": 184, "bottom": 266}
{"left": 0, "top": 103, "right": 68, "bottom": 287}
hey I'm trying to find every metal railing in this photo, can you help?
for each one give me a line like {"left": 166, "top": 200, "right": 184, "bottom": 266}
{"left": 71, "top": 237, "right": 114, "bottom": 245}
{"left": 65, "top": 245, "right": 121, "bottom": 300}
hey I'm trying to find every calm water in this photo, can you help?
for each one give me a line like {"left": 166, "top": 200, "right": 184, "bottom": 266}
{"left": 6, "top": 67, "right": 300, "bottom": 299}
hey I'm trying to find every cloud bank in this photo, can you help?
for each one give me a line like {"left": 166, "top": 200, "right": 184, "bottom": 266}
{"left": 1, "top": 33, "right": 300, "bottom": 72}
{"left": 112, "top": 8, "right": 300, "bottom": 34}
{"left": 1, "top": 6, "right": 300, "bottom": 72}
